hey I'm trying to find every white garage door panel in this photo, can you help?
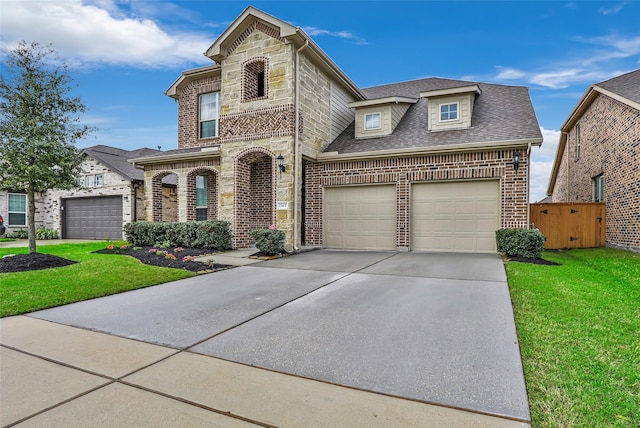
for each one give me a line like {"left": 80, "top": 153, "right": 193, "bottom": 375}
{"left": 324, "top": 185, "right": 396, "bottom": 250}
{"left": 411, "top": 181, "right": 500, "bottom": 253}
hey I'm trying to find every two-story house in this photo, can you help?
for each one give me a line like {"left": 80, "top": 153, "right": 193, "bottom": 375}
{"left": 547, "top": 69, "right": 640, "bottom": 251}
{"left": 131, "top": 6, "right": 542, "bottom": 253}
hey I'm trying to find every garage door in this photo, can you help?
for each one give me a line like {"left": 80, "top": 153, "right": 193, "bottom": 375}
{"left": 63, "top": 197, "right": 123, "bottom": 240}
{"left": 324, "top": 185, "right": 396, "bottom": 250}
{"left": 411, "top": 180, "right": 500, "bottom": 253}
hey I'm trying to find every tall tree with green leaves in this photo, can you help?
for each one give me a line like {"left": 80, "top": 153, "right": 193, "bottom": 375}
{"left": 0, "top": 41, "right": 93, "bottom": 253}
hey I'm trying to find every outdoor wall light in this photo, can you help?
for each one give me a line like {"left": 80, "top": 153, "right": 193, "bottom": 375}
{"left": 277, "top": 153, "right": 286, "bottom": 173}
{"left": 513, "top": 149, "right": 521, "bottom": 173}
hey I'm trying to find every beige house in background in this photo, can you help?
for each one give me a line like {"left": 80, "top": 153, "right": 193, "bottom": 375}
{"left": 547, "top": 69, "right": 640, "bottom": 251}
{"left": 131, "top": 6, "right": 542, "bottom": 253}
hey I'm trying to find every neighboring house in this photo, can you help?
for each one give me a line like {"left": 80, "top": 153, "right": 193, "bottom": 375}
{"left": 131, "top": 6, "right": 542, "bottom": 253}
{"left": 0, "top": 145, "right": 173, "bottom": 240}
{"left": 547, "top": 69, "right": 640, "bottom": 251}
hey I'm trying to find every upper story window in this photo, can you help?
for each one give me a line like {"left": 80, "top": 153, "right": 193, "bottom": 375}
{"left": 593, "top": 174, "right": 604, "bottom": 202}
{"left": 440, "top": 103, "right": 458, "bottom": 121}
{"left": 364, "top": 112, "right": 381, "bottom": 130}
{"left": 575, "top": 123, "right": 581, "bottom": 160}
{"left": 242, "top": 57, "right": 268, "bottom": 102}
{"left": 86, "top": 175, "right": 94, "bottom": 187}
{"left": 199, "top": 92, "right": 220, "bottom": 138}
{"left": 8, "top": 193, "right": 26, "bottom": 226}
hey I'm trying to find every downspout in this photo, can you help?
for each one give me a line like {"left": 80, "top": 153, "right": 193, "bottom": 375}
{"left": 294, "top": 39, "right": 309, "bottom": 252}
{"left": 526, "top": 142, "right": 532, "bottom": 227}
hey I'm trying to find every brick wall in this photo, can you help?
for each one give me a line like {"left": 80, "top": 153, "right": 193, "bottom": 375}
{"left": 178, "top": 75, "right": 222, "bottom": 148}
{"left": 551, "top": 94, "right": 640, "bottom": 250}
{"left": 304, "top": 149, "right": 528, "bottom": 247}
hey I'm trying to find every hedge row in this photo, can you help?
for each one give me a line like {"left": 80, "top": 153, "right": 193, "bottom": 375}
{"left": 495, "top": 228, "right": 545, "bottom": 258}
{"left": 123, "top": 221, "right": 232, "bottom": 250}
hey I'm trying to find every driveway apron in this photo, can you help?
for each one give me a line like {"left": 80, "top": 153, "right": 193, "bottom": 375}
{"left": 29, "top": 250, "right": 529, "bottom": 422}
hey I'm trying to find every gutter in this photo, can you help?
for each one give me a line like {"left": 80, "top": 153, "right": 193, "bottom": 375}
{"left": 293, "top": 39, "right": 309, "bottom": 252}
{"left": 317, "top": 138, "right": 542, "bottom": 162}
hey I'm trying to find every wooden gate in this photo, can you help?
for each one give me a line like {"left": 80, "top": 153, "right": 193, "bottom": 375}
{"left": 529, "top": 203, "right": 605, "bottom": 249}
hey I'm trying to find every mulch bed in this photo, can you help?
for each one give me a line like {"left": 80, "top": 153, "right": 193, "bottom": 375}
{"left": 0, "top": 253, "right": 77, "bottom": 273}
{"left": 507, "top": 255, "right": 560, "bottom": 266}
{"left": 94, "top": 246, "right": 233, "bottom": 273}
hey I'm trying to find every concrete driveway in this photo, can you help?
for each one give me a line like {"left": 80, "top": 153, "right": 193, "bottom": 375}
{"left": 1, "top": 250, "right": 530, "bottom": 427}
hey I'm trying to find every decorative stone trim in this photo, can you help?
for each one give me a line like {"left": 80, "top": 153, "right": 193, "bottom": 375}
{"left": 220, "top": 104, "right": 296, "bottom": 143}
{"left": 226, "top": 21, "right": 284, "bottom": 56}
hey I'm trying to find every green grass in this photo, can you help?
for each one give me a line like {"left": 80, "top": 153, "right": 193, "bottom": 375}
{"left": 506, "top": 248, "right": 640, "bottom": 427}
{"left": 0, "top": 242, "right": 195, "bottom": 317}
{"left": 0, "top": 238, "right": 16, "bottom": 242}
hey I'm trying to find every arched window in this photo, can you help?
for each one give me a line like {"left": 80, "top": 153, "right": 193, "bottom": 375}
{"left": 242, "top": 57, "right": 268, "bottom": 102}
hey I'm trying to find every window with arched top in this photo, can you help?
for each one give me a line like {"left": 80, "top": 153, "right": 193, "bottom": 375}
{"left": 242, "top": 57, "right": 268, "bottom": 102}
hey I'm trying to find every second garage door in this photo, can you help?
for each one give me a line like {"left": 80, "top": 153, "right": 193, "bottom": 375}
{"left": 324, "top": 185, "right": 396, "bottom": 250}
{"left": 62, "top": 196, "right": 123, "bottom": 240}
{"left": 411, "top": 180, "right": 500, "bottom": 253}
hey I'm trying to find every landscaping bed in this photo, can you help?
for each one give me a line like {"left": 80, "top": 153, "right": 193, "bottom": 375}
{"left": 94, "top": 245, "right": 233, "bottom": 273}
{"left": 1, "top": 253, "right": 77, "bottom": 273}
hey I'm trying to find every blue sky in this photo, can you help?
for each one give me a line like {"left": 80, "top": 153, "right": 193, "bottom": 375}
{"left": 2, "top": 1, "right": 639, "bottom": 201}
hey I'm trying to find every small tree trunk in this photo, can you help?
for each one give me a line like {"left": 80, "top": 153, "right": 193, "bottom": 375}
{"left": 27, "top": 185, "right": 37, "bottom": 254}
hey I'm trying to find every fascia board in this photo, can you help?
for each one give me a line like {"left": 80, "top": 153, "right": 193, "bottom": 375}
{"left": 317, "top": 138, "right": 541, "bottom": 161}
{"left": 205, "top": 6, "right": 296, "bottom": 62}
{"left": 129, "top": 148, "right": 220, "bottom": 166}
{"left": 419, "top": 85, "right": 480, "bottom": 98}
{"left": 165, "top": 65, "right": 220, "bottom": 99}
{"left": 348, "top": 97, "right": 419, "bottom": 108}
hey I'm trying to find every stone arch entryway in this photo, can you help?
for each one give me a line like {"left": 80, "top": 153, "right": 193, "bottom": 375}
{"left": 186, "top": 168, "right": 218, "bottom": 221}
{"left": 151, "top": 171, "right": 178, "bottom": 222}
{"left": 234, "top": 147, "right": 277, "bottom": 248}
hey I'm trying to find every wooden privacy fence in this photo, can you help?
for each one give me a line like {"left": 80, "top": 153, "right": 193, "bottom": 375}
{"left": 529, "top": 203, "right": 606, "bottom": 249}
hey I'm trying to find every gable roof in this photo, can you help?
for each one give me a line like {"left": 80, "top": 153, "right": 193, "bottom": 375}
{"left": 82, "top": 145, "right": 162, "bottom": 182}
{"left": 324, "top": 77, "right": 542, "bottom": 157}
{"left": 546, "top": 69, "right": 640, "bottom": 195}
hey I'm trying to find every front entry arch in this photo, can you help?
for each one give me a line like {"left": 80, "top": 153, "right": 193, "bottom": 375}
{"left": 234, "top": 148, "right": 277, "bottom": 248}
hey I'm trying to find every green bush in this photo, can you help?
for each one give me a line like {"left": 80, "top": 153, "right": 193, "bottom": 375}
{"left": 35, "top": 228, "right": 59, "bottom": 240}
{"left": 250, "top": 227, "right": 285, "bottom": 256}
{"left": 6, "top": 229, "right": 28, "bottom": 239}
{"left": 123, "top": 221, "right": 232, "bottom": 250}
{"left": 496, "top": 228, "right": 545, "bottom": 258}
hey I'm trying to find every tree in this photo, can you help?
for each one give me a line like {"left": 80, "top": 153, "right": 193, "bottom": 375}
{"left": 0, "top": 41, "right": 93, "bottom": 253}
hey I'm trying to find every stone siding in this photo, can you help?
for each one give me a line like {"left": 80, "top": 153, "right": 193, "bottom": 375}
{"left": 305, "top": 149, "right": 528, "bottom": 247}
{"left": 551, "top": 94, "right": 640, "bottom": 250}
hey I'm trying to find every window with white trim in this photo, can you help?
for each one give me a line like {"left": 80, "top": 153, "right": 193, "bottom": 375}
{"left": 440, "top": 103, "right": 458, "bottom": 121}
{"left": 364, "top": 112, "right": 381, "bottom": 130}
{"left": 8, "top": 193, "right": 26, "bottom": 226}
{"left": 593, "top": 174, "right": 604, "bottom": 202}
{"left": 199, "top": 92, "right": 220, "bottom": 138}
{"left": 196, "top": 175, "right": 208, "bottom": 221}
{"left": 95, "top": 174, "right": 103, "bottom": 186}
{"left": 86, "top": 175, "right": 94, "bottom": 187}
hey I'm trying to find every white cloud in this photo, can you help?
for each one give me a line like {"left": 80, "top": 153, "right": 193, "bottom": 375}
{"left": 302, "top": 26, "right": 368, "bottom": 46}
{"left": 599, "top": 2, "right": 628, "bottom": 15}
{"left": 529, "top": 127, "right": 561, "bottom": 202}
{"left": 0, "top": 0, "right": 213, "bottom": 68}
{"left": 495, "top": 67, "right": 526, "bottom": 80}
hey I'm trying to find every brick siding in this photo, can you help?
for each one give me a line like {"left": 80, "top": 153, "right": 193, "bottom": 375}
{"left": 304, "top": 149, "right": 528, "bottom": 247}
{"left": 552, "top": 94, "right": 640, "bottom": 250}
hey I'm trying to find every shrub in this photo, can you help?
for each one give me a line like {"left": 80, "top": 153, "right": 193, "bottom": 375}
{"left": 496, "top": 228, "right": 545, "bottom": 259}
{"left": 250, "top": 226, "right": 285, "bottom": 256}
{"left": 123, "top": 221, "right": 232, "bottom": 250}
{"left": 6, "top": 230, "right": 28, "bottom": 239}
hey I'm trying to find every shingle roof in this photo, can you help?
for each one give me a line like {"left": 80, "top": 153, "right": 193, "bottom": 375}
{"left": 596, "top": 69, "right": 640, "bottom": 105}
{"left": 325, "top": 77, "right": 542, "bottom": 154}
{"left": 82, "top": 145, "right": 163, "bottom": 182}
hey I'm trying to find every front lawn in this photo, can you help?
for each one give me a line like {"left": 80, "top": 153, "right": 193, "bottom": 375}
{"left": 0, "top": 242, "right": 195, "bottom": 317}
{"left": 506, "top": 248, "right": 639, "bottom": 427}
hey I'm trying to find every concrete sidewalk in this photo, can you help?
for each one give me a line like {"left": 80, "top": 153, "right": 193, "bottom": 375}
{"left": 1, "top": 316, "right": 529, "bottom": 427}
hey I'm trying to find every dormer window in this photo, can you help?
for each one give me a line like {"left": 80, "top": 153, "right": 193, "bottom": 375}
{"left": 242, "top": 57, "right": 269, "bottom": 102}
{"left": 364, "top": 112, "right": 381, "bottom": 130}
{"left": 440, "top": 103, "right": 459, "bottom": 121}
